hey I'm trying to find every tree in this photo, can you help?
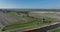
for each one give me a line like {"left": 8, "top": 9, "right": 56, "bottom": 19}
{"left": 24, "top": 11, "right": 29, "bottom": 17}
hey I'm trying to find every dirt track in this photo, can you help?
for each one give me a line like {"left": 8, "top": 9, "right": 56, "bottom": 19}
{"left": 0, "top": 12, "right": 18, "bottom": 26}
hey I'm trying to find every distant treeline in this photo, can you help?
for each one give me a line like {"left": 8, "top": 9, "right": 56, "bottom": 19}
{"left": 0, "top": 9, "right": 30, "bottom": 15}
{"left": 0, "top": 9, "right": 60, "bottom": 12}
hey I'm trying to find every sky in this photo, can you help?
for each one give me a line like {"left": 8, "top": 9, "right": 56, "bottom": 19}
{"left": 0, "top": 0, "right": 60, "bottom": 9}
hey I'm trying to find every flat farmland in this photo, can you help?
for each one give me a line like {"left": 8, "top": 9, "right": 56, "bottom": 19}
{"left": 1, "top": 11, "right": 60, "bottom": 31}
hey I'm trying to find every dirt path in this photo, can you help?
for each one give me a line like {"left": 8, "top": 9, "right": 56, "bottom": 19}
{"left": 0, "top": 12, "right": 17, "bottom": 26}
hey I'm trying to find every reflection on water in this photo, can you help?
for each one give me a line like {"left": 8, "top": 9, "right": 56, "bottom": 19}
{"left": 25, "top": 23, "right": 60, "bottom": 32}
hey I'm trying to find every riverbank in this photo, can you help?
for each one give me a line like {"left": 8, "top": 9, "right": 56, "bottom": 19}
{"left": 15, "top": 22, "right": 60, "bottom": 32}
{"left": 2, "top": 22, "right": 60, "bottom": 32}
{"left": 48, "top": 27, "right": 60, "bottom": 32}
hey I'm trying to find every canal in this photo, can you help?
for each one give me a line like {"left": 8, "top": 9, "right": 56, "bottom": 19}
{"left": 24, "top": 23, "right": 60, "bottom": 32}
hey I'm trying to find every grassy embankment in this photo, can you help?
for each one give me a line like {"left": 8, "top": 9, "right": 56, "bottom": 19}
{"left": 48, "top": 27, "right": 60, "bottom": 32}
{"left": 2, "top": 12, "right": 56, "bottom": 31}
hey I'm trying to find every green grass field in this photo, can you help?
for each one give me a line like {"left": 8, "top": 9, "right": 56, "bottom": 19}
{"left": 2, "top": 12, "right": 57, "bottom": 31}
{"left": 2, "top": 18, "right": 55, "bottom": 31}
{"left": 2, "top": 18, "right": 41, "bottom": 31}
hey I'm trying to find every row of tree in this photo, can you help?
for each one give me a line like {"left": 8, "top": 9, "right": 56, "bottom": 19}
{"left": 0, "top": 9, "right": 60, "bottom": 12}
